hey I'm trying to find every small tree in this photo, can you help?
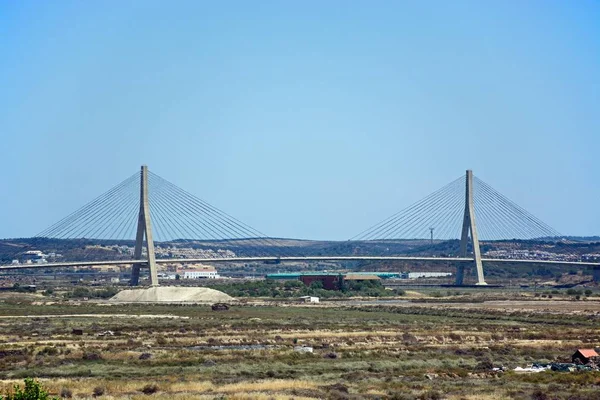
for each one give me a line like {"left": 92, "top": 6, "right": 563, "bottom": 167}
{"left": 0, "top": 378, "right": 58, "bottom": 400}
{"left": 309, "top": 280, "right": 324, "bottom": 290}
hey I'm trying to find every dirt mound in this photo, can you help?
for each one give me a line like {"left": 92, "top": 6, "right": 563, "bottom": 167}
{"left": 110, "top": 286, "right": 233, "bottom": 303}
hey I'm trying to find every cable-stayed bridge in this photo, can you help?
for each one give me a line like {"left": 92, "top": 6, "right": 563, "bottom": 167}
{"left": 2, "top": 166, "right": 598, "bottom": 286}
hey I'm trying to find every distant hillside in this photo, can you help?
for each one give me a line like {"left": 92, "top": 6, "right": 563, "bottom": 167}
{"left": 0, "top": 237, "right": 428, "bottom": 263}
{"left": 1, "top": 236, "right": 599, "bottom": 264}
{"left": 559, "top": 236, "right": 600, "bottom": 242}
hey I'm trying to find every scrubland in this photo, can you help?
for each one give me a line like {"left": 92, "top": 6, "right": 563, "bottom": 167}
{"left": 0, "top": 291, "right": 599, "bottom": 399}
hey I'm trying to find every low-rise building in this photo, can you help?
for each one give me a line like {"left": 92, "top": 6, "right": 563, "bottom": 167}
{"left": 300, "top": 274, "right": 343, "bottom": 290}
{"left": 299, "top": 296, "right": 319, "bottom": 303}
{"left": 408, "top": 272, "right": 452, "bottom": 279}
{"left": 179, "top": 265, "right": 220, "bottom": 279}
{"left": 344, "top": 274, "right": 380, "bottom": 282}
{"left": 572, "top": 349, "right": 599, "bottom": 364}
{"left": 22, "top": 250, "right": 47, "bottom": 264}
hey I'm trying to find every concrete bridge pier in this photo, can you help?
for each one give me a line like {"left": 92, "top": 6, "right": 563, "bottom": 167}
{"left": 593, "top": 266, "right": 600, "bottom": 283}
{"left": 455, "top": 265, "right": 465, "bottom": 286}
{"left": 130, "top": 165, "right": 158, "bottom": 287}
{"left": 458, "top": 170, "right": 486, "bottom": 286}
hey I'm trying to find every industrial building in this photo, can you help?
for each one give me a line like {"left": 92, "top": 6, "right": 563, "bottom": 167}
{"left": 266, "top": 272, "right": 401, "bottom": 281}
{"left": 299, "top": 273, "right": 344, "bottom": 290}
{"left": 266, "top": 271, "right": 453, "bottom": 290}
{"left": 267, "top": 272, "right": 386, "bottom": 290}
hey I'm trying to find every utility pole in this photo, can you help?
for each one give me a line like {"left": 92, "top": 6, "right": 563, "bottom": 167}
{"left": 456, "top": 170, "right": 486, "bottom": 286}
{"left": 130, "top": 165, "right": 158, "bottom": 286}
{"left": 429, "top": 227, "right": 434, "bottom": 246}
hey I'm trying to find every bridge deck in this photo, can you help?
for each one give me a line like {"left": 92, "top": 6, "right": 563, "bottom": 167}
{"left": 0, "top": 256, "right": 598, "bottom": 270}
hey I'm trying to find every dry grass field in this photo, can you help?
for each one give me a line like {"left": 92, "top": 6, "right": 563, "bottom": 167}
{"left": 0, "top": 290, "right": 599, "bottom": 399}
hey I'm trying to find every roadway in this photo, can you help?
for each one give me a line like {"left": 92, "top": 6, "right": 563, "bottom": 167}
{"left": 0, "top": 256, "right": 599, "bottom": 271}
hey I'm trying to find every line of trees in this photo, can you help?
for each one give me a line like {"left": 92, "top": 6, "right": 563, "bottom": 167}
{"left": 211, "top": 279, "right": 404, "bottom": 298}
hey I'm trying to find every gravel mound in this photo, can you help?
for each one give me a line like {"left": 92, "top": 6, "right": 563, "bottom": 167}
{"left": 110, "top": 286, "right": 233, "bottom": 303}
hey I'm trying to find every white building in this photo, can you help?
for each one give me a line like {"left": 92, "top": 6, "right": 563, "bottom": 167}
{"left": 22, "top": 250, "right": 47, "bottom": 264}
{"left": 180, "top": 266, "right": 220, "bottom": 279}
{"left": 299, "top": 296, "right": 320, "bottom": 303}
{"left": 408, "top": 272, "right": 452, "bottom": 279}
{"left": 24, "top": 250, "right": 45, "bottom": 257}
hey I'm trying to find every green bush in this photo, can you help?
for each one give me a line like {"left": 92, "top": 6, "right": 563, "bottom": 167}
{"left": 71, "top": 287, "right": 90, "bottom": 298}
{"left": 140, "top": 384, "right": 159, "bottom": 395}
{"left": 66, "top": 286, "right": 119, "bottom": 299}
{"left": 92, "top": 387, "right": 105, "bottom": 397}
{"left": 211, "top": 278, "right": 397, "bottom": 298}
{"left": 0, "top": 378, "right": 58, "bottom": 400}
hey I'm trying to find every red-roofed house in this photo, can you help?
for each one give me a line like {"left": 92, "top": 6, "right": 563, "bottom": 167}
{"left": 572, "top": 349, "right": 599, "bottom": 364}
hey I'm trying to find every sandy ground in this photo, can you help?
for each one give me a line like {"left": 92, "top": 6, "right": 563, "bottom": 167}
{"left": 270, "top": 298, "right": 600, "bottom": 315}
{"left": 438, "top": 299, "right": 600, "bottom": 312}
{"left": 334, "top": 298, "right": 600, "bottom": 315}
{"left": 110, "top": 286, "right": 233, "bottom": 303}
{"left": 0, "top": 314, "right": 189, "bottom": 319}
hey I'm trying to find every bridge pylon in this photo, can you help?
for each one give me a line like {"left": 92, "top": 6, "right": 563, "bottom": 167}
{"left": 130, "top": 165, "right": 158, "bottom": 286}
{"left": 456, "top": 170, "right": 487, "bottom": 286}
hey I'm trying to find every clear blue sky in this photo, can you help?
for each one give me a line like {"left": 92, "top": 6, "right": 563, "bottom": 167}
{"left": 1, "top": 1, "right": 598, "bottom": 240}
